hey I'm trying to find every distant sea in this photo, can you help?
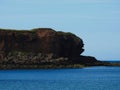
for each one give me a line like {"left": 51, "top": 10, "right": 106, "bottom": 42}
{"left": 101, "top": 60, "right": 120, "bottom": 63}
{"left": 0, "top": 61, "right": 120, "bottom": 90}
{"left": 108, "top": 60, "right": 120, "bottom": 63}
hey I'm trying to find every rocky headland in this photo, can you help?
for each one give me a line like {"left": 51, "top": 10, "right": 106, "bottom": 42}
{"left": 0, "top": 28, "right": 119, "bottom": 69}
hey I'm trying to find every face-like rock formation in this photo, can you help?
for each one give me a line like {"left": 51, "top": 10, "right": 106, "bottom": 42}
{"left": 0, "top": 28, "right": 84, "bottom": 58}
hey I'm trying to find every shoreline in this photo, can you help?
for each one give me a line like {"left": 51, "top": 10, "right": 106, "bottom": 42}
{"left": 0, "top": 61, "right": 120, "bottom": 70}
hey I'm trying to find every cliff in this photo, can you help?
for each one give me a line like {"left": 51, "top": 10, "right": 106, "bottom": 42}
{"left": 0, "top": 28, "right": 84, "bottom": 57}
{"left": 0, "top": 28, "right": 105, "bottom": 69}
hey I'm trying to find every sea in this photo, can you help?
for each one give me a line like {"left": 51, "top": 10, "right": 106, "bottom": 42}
{"left": 0, "top": 61, "right": 120, "bottom": 90}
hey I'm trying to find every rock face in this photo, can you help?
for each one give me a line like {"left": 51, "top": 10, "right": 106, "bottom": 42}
{"left": 0, "top": 28, "right": 84, "bottom": 58}
{"left": 0, "top": 28, "right": 100, "bottom": 69}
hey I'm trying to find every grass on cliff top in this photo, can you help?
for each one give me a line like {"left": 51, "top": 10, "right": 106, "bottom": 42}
{"left": 0, "top": 28, "right": 82, "bottom": 41}
{"left": 0, "top": 28, "right": 29, "bottom": 32}
{"left": 31, "top": 28, "right": 54, "bottom": 32}
{"left": 57, "top": 31, "right": 76, "bottom": 36}
{"left": 0, "top": 28, "right": 54, "bottom": 33}
{"left": 0, "top": 28, "right": 75, "bottom": 35}
{"left": 0, "top": 28, "right": 77, "bottom": 36}
{"left": 57, "top": 31, "right": 82, "bottom": 41}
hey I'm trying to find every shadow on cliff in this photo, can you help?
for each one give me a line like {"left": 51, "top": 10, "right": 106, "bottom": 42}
{"left": 0, "top": 28, "right": 104, "bottom": 69}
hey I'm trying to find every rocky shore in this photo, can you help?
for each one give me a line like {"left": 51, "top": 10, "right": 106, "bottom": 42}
{"left": 0, "top": 28, "right": 119, "bottom": 69}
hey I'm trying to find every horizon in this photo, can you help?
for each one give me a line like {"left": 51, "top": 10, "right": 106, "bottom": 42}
{"left": 0, "top": 0, "right": 120, "bottom": 60}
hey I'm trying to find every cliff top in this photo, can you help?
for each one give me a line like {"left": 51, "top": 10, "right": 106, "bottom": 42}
{"left": 0, "top": 28, "right": 84, "bottom": 57}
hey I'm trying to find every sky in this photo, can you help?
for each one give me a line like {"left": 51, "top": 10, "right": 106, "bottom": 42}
{"left": 0, "top": 0, "right": 120, "bottom": 60}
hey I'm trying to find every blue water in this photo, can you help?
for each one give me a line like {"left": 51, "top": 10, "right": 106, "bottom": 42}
{"left": 0, "top": 66, "right": 120, "bottom": 90}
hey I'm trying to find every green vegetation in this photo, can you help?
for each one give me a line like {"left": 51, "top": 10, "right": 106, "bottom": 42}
{"left": 0, "top": 28, "right": 29, "bottom": 32}
{"left": 57, "top": 31, "right": 75, "bottom": 36}
{"left": 57, "top": 31, "right": 82, "bottom": 42}
{"left": 0, "top": 28, "right": 54, "bottom": 35}
{"left": 58, "top": 31, "right": 76, "bottom": 38}
{"left": 31, "top": 28, "right": 53, "bottom": 32}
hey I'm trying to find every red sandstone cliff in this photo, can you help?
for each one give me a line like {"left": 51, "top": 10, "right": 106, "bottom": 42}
{"left": 0, "top": 28, "right": 84, "bottom": 58}
{"left": 0, "top": 28, "right": 109, "bottom": 69}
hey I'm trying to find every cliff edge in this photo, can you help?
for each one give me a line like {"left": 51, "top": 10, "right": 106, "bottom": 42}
{"left": 0, "top": 28, "right": 105, "bottom": 69}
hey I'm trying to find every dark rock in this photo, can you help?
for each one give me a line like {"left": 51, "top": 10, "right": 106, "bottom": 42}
{"left": 70, "top": 55, "right": 99, "bottom": 65}
{"left": 0, "top": 28, "right": 106, "bottom": 69}
{"left": 0, "top": 28, "right": 84, "bottom": 58}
